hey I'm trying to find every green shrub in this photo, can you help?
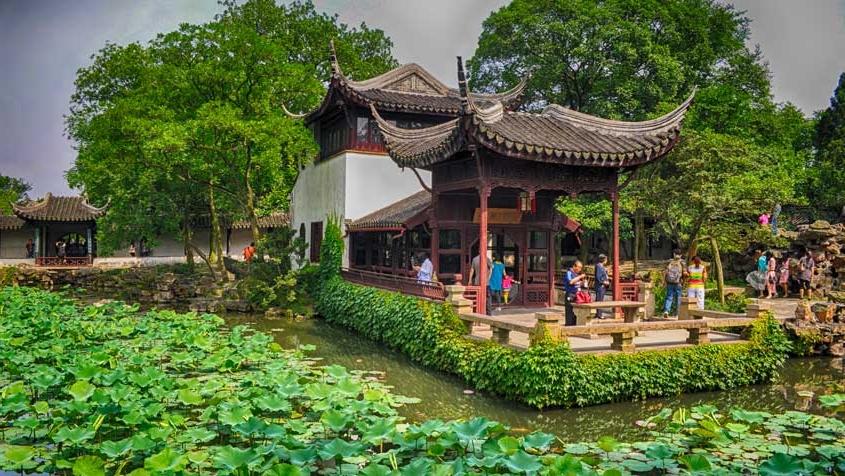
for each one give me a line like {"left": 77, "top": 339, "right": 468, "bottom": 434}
{"left": 315, "top": 222, "right": 791, "bottom": 408}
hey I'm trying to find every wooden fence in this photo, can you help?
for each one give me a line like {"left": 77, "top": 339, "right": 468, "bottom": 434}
{"left": 340, "top": 268, "right": 447, "bottom": 301}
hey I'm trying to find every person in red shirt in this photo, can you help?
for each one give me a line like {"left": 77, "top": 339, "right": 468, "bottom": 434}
{"left": 243, "top": 242, "right": 256, "bottom": 263}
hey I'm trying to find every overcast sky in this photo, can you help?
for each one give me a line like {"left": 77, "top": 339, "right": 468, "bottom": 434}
{"left": 1, "top": 0, "right": 844, "bottom": 197}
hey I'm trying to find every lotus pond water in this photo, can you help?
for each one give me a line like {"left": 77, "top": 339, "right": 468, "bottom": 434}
{"left": 2, "top": 287, "right": 845, "bottom": 475}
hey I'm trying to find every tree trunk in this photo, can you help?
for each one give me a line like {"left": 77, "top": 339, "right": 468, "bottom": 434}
{"left": 245, "top": 165, "right": 261, "bottom": 250}
{"left": 709, "top": 236, "right": 726, "bottom": 305}
{"left": 208, "top": 185, "right": 226, "bottom": 280}
{"left": 182, "top": 220, "right": 195, "bottom": 271}
{"left": 186, "top": 241, "right": 218, "bottom": 279}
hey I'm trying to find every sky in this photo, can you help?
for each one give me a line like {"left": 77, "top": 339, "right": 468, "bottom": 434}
{"left": 1, "top": 0, "right": 844, "bottom": 198}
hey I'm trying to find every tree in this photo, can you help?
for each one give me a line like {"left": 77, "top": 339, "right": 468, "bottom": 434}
{"left": 811, "top": 73, "right": 845, "bottom": 208}
{"left": 469, "top": 0, "right": 758, "bottom": 119}
{"left": 0, "top": 176, "right": 31, "bottom": 214}
{"left": 66, "top": 0, "right": 397, "bottom": 273}
{"left": 627, "top": 131, "right": 798, "bottom": 301}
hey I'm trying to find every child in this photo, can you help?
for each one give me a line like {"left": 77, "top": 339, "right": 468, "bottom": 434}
{"left": 502, "top": 274, "right": 513, "bottom": 304}
{"left": 778, "top": 257, "right": 790, "bottom": 298}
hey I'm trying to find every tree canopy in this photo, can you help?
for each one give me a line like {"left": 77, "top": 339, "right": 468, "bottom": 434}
{"left": 0, "top": 175, "right": 31, "bottom": 215}
{"left": 811, "top": 72, "right": 845, "bottom": 208}
{"left": 66, "top": 0, "right": 396, "bottom": 264}
{"left": 469, "top": 0, "right": 813, "bottom": 262}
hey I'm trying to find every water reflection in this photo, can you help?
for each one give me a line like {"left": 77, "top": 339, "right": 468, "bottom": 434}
{"left": 226, "top": 315, "right": 845, "bottom": 442}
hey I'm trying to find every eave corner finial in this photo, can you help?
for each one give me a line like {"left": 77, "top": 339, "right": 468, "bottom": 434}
{"left": 281, "top": 103, "right": 306, "bottom": 119}
{"left": 329, "top": 39, "right": 343, "bottom": 77}
{"left": 456, "top": 56, "right": 468, "bottom": 113}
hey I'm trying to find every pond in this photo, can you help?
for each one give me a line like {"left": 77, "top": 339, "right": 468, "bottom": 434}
{"left": 226, "top": 314, "right": 845, "bottom": 442}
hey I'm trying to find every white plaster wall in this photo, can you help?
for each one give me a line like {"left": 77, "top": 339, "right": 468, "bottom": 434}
{"left": 228, "top": 229, "right": 254, "bottom": 257}
{"left": 290, "top": 153, "right": 346, "bottom": 265}
{"left": 0, "top": 228, "right": 33, "bottom": 258}
{"left": 343, "top": 153, "right": 429, "bottom": 221}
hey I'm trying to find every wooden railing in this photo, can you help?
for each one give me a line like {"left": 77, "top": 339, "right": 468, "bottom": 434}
{"left": 341, "top": 268, "right": 446, "bottom": 301}
{"left": 35, "top": 256, "right": 93, "bottom": 267}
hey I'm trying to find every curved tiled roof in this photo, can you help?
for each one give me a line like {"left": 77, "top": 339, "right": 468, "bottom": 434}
{"left": 230, "top": 213, "right": 289, "bottom": 230}
{"left": 0, "top": 215, "right": 25, "bottom": 230}
{"left": 371, "top": 59, "right": 694, "bottom": 170}
{"left": 12, "top": 194, "right": 107, "bottom": 222}
{"left": 305, "top": 41, "right": 527, "bottom": 120}
{"left": 347, "top": 190, "right": 431, "bottom": 231}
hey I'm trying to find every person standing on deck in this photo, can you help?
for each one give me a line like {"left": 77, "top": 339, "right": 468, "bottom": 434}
{"left": 563, "top": 260, "right": 587, "bottom": 326}
{"left": 414, "top": 252, "right": 433, "bottom": 283}
{"left": 488, "top": 254, "right": 505, "bottom": 312}
{"left": 766, "top": 252, "right": 778, "bottom": 299}
{"left": 687, "top": 256, "right": 707, "bottom": 310}
{"left": 467, "top": 253, "right": 492, "bottom": 286}
{"left": 662, "top": 250, "right": 686, "bottom": 318}
{"left": 594, "top": 254, "right": 610, "bottom": 319}
{"left": 502, "top": 273, "right": 513, "bottom": 304}
{"left": 25, "top": 239, "right": 34, "bottom": 259}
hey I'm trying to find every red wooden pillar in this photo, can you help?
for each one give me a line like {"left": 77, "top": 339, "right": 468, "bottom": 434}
{"left": 431, "top": 193, "right": 439, "bottom": 274}
{"left": 611, "top": 191, "right": 621, "bottom": 301}
{"left": 478, "top": 185, "right": 490, "bottom": 315}
{"left": 547, "top": 228, "right": 555, "bottom": 307}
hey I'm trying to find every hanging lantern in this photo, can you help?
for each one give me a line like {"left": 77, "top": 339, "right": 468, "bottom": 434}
{"left": 518, "top": 191, "right": 536, "bottom": 213}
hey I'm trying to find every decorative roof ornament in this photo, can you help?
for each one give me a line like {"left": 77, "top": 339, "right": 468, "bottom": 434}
{"left": 281, "top": 103, "right": 306, "bottom": 119}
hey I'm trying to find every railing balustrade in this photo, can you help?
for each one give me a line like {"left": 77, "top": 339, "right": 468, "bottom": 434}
{"left": 341, "top": 268, "right": 447, "bottom": 301}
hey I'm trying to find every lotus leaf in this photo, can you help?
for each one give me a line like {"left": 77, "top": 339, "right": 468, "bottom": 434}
{"left": 213, "top": 446, "right": 260, "bottom": 470}
{"left": 72, "top": 455, "right": 105, "bottom": 476}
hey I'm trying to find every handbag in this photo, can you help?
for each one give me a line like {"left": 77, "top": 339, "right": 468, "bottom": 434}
{"left": 575, "top": 289, "right": 593, "bottom": 304}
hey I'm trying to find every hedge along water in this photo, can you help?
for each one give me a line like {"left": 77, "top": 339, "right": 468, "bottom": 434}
{"left": 314, "top": 221, "right": 794, "bottom": 409}
{"left": 228, "top": 313, "right": 845, "bottom": 442}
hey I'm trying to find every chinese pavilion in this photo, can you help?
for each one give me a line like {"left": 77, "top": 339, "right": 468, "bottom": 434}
{"left": 295, "top": 45, "right": 692, "bottom": 314}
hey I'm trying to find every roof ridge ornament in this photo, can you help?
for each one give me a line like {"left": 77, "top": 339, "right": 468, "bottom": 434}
{"left": 456, "top": 57, "right": 505, "bottom": 123}
{"left": 329, "top": 39, "right": 343, "bottom": 78}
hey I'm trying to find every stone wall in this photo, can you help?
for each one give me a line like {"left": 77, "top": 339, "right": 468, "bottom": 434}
{"left": 0, "top": 264, "right": 254, "bottom": 313}
{"left": 774, "top": 221, "right": 845, "bottom": 300}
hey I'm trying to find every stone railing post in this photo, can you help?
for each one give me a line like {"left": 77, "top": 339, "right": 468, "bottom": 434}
{"left": 638, "top": 281, "right": 654, "bottom": 320}
{"left": 745, "top": 299, "right": 771, "bottom": 319}
{"left": 535, "top": 311, "right": 563, "bottom": 340}
{"left": 445, "top": 284, "right": 475, "bottom": 333}
{"left": 687, "top": 323, "right": 711, "bottom": 345}
{"left": 678, "top": 297, "right": 697, "bottom": 320}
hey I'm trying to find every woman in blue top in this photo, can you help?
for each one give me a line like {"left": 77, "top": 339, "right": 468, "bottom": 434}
{"left": 488, "top": 253, "right": 506, "bottom": 312}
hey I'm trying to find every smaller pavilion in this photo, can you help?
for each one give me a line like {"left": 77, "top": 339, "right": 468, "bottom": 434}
{"left": 4, "top": 193, "right": 107, "bottom": 265}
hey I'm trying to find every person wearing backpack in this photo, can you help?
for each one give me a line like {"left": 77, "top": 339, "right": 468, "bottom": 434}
{"left": 662, "top": 250, "right": 686, "bottom": 318}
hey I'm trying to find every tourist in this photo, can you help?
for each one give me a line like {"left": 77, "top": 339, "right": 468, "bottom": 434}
{"left": 594, "top": 254, "right": 610, "bottom": 319}
{"left": 488, "top": 254, "right": 505, "bottom": 312}
{"left": 766, "top": 252, "right": 778, "bottom": 299}
{"left": 798, "top": 249, "right": 815, "bottom": 300}
{"left": 778, "top": 255, "right": 791, "bottom": 297}
{"left": 243, "top": 242, "right": 257, "bottom": 263}
{"left": 758, "top": 212, "right": 770, "bottom": 228}
{"left": 467, "top": 253, "right": 492, "bottom": 286}
{"left": 413, "top": 252, "right": 433, "bottom": 283}
{"left": 502, "top": 273, "right": 513, "bottom": 304}
{"left": 662, "top": 250, "right": 685, "bottom": 318}
{"left": 563, "top": 260, "right": 587, "bottom": 326}
{"left": 686, "top": 256, "right": 707, "bottom": 310}
{"left": 129, "top": 242, "right": 136, "bottom": 257}
{"left": 746, "top": 249, "right": 767, "bottom": 298}
{"left": 771, "top": 204, "right": 782, "bottom": 235}
{"left": 25, "top": 239, "right": 34, "bottom": 258}
{"left": 57, "top": 239, "right": 66, "bottom": 263}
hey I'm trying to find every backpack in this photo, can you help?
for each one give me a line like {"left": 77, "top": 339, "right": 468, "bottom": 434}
{"left": 575, "top": 290, "right": 593, "bottom": 304}
{"left": 666, "top": 261, "right": 682, "bottom": 284}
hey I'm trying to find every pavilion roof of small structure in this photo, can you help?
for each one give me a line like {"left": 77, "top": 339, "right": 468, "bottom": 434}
{"left": 347, "top": 190, "right": 431, "bottom": 232}
{"left": 230, "top": 213, "right": 289, "bottom": 230}
{"left": 303, "top": 42, "right": 526, "bottom": 122}
{"left": 12, "top": 194, "right": 108, "bottom": 222}
{"left": 0, "top": 215, "right": 25, "bottom": 230}
{"left": 370, "top": 58, "right": 694, "bottom": 170}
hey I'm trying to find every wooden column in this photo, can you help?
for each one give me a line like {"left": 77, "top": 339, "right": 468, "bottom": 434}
{"left": 478, "top": 185, "right": 490, "bottom": 315}
{"left": 431, "top": 193, "right": 439, "bottom": 274}
{"left": 547, "top": 227, "right": 555, "bottom": 307}
{"left": 611, "top": 191, "right": 621, "bottom": 302}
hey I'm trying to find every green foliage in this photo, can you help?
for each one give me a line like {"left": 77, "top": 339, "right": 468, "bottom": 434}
{"left": 0, "top": 286, "right": 842, "bottom": 475}
{"left": 66, "top": 0, "right": 397, "bottom": 254}
{"left": 810, "top": 72, "right": 845, "bottom": 208}
{"left": 318, "top": 218, "right": 344, "bottom": 281}
{"left": 0, "top": 175, "right": 31, "bottom": 215}
{"left": 315, "top": 267, "right": 790, "bottom": 409}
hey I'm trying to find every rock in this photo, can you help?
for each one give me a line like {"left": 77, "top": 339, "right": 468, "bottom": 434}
{"left": 224, "top": 300, "right": 251, "bottom": 313}
{"left": 264, "top": 307, "right": 290, "bottom": 319}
